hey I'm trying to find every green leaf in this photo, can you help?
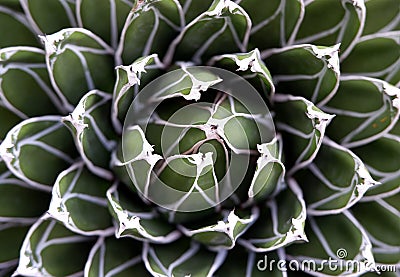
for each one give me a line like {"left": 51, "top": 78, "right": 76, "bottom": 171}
{"left": 14, "top": 218, "right": 94, "bottom": 276}
{"left": 142, "top": 238, "right": 226, "bottom": 276}
{"left": 20, "top": 0, "right": 77, "bottom": 35}
{"left": 362, "top": 0, "right": 400, "bottom": 36}
{"left": 62, "top": 90, "right": 116, "bottom": 180}
{"left": 293, "top": 0, "right": 366, "bottom": 59}
{"left": 295, "top": 138, "right": 377, "bottom": 215}
{"left": 341, "top": 32, "right": 400, "bottom": 86}
{"left": 84, "top": 236, "right": 150, "bottom": 277}
{"left": 286, "top": 212, "right": 376, "bottom": 276}
{"left": 179, "top": 207, "right": 259, "bottom": 250}
{"left": 322, "top": 77, "right": 400, "bottom": 148}
{"left": 239, "top": 179, "right": 307, "bottom": 252}
{"left": 352, "top": 194, "right": 400, "bottom": 266}
{"left": 164, "top": 0, "right": 251, "bottom": 65}
{"left": 40, "top": 28, "right": 115, "bottom": 111}
{"left": 0, "top": 116, "right": 77, "bottom": 192}
{"left": 274, "top": 95, "right": 334, "bottom": 174}
{"left": 263, "top": 44, "right": 341, "bottom": 106}
{"left": 77, "top": 0, "right": 135, "bottom": 49}
{"left": 47, "top": 162, "right": 114, "bottom": 236}
{"left": 178, "top": 0, "right": 214, "bottom": 23}
{"left": 116, "top": 0, "right": 184, "bottom": 64}
{"left": 240, "top": 0, "right": 304, "bottom": 49}
{"left": 106, "top": 183, "right": 181, "bottom": 243}
{"left": 0, "top": 6, "right": 39, "bottom": 48}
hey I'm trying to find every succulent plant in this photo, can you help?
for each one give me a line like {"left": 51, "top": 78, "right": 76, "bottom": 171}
{"left": 0, "top": 0, "right": 399, "bottom": 276}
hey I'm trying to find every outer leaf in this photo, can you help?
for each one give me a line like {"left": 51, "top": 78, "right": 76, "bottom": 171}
{"left": 274, "top": 95, "right": 334, "bottom": 175}
{"left": 295, "top": 138, "right": 377, "bottom": 216}
{"left": 116, "top": 0, "right": 184, "bottom": 64}
{"left": 20, "top": 0, "right": 77, "bottom": 35}
{"left": 40, "top": 28, "right": 115, "bottom": 111}
{"left": 106, "top": 183, "right": 181, "bottom": 243}
{"left": 293, "top": 0, "right": 366, "bottom": 60}
{"left": 239, "top": 179, "right": 307, "bottom": 252}
{"left": 14, "top": 218, "right": 94, "bottom": 277}
{"left": 142, "top": 238, "right": 227, "bottom": 276}
{"left": 351, "top": 135, "right": 400, "bottom": 200}
{"left": 286, "top": 211, "right": 376, "bottom": 276}
{"left": 47, "top": 162, "right": 114, "bottom": 236}
{"left": 239, "top": 0, "right": 304, "bottom": 49}
{"left": 62, "top": 90, "right": 116, "bottom": 179}
{"left": 352, "top": 194, "right": 400, "bottom": 267}
{"left": 362, "top": 0, "right": 400, "bottom": 36}
{"left": 76, "top": 0, "right": 135, "bottom": 49}
{"left": 0, "top": 116, "right": 77, "bottom": 192}
{"left": 0, "top": 5, "right": 39, "bottom": 48}
{"left": 163, "top": 0, "right": 251, "bottom": 65}
{"left": 84, "top": 236, "right": 150, "bottom": 277}
{"left": 263, "top": 44, "right": 340, "bottom": 106}
{"left": 179, "top": 207, "right": 259, "bottom": 250}
{"left": 322, "top": 76, "right": 400, "bottom": 148}
{"left": 341, "top": 31, "right": 400, "bottom": 86}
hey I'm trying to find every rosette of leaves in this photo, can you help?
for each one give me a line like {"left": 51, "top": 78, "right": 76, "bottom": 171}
{"left": 0, "top": 0, "right": 399, "bottom": 276}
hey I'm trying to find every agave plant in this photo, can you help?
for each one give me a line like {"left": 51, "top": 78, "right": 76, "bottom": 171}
{"left": 0, "top": 0, "right": 399, "bottom": 276}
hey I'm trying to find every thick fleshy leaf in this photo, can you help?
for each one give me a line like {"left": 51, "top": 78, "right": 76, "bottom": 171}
{"left": 62, "top": 90, "right": 116, "bottom": 179}
{"left": 0, "top": 47, "right": 65, "bottom": 118}
{"left": 40, "top": 28, "right": 115, "bottom": 111}
{"left": 20, "top": 0, "right": 77, "bottom": 35}
{"left": 351, "top": 135, "right": 400, "bottom": 200}
{"left": 77, "top": 0, "right": 135, "bottom": 49}
{"left": 341, "top": 31, "right": 400, "bottom": 86}
{"left": 293, "top": 0, "right": 366, "bottom": 60}
{"left": 0, "top": 116, "right": 77, "bottom": 192}
{"left": 14, "top": 218, "right": 94, "bottom": 277}
{"left": 0, "top": 5, "right": 39, "bottom": 48}
{"left": 274, "top": 95, "right": 335, "bottom": 175}
{"left": 286, "top": 211, "right": 376, "bottom": 276}
{"left": 209, "top": 49, "right": 275, "bottom": 98}
{"left": 263, "top": 44, "right": 340, "bottom": 106}
{"left": 295, "top": 138, "right": 377, "bottom": 216}
{"left": 142, "top": 238, "right": 227, "bottom": 276}
{"left": 0, "top": 169, "right": 50, "bottom": 223}
{"left": 116, "top": 0, "right": 184, "bottom": 64}
{"left": 84, "top": 236, "right": 150, "bottom": 277}
{"left": 239, "top": 179, "right": 307, "bottom": 252}
{"left": 362, "top": 0, "right": 400, "bottom": 36}
{"left": 240, "top": 0, "right": 304, "bottom": 49}
{"left": 179, "top": 207, "right": 259, "bottom": 250}
{"left": 352, "top": 194, "right": 400, "bottom": 266}
{"left": 163, "top": 0, "right": 251, "bottom": 65}
{"left": 106, "top": 183, "right": 181, "bottom": 243}
{"left": 247, "top": 136, "right": 285, "bottom": 202}
{"left": 112, "top": 54, "right": 164, "bottom": 133}
{"left": 178, "top": 0, "right": 214, "bottom": 23}
{"left": 47, "top": 162, "right": 114, "bottom": 236}
{"left": 322, "top": 77, "right": 400, "bottom": 148}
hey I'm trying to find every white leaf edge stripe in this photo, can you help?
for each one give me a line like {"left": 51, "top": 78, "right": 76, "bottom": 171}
{"left": 106, "top": 183, "right": 181, "bottom": 243}
{"left": 306, "top": 137, "right": 378, "bottom": 216}
{"left": 274, "top": 94, "right": 335, "bottom": 175}
{"left": 238, "top": 178, "right": 308, "bottom": 252}
{"left": 111, "top": 54, "right": 164, "bottom": 133}
{"left": 13, "top": 218, "right": 92, "bottom": 277}
{"left": 39, "top": 28, "right": 114, "bottom": 112}
{"left": 179, "top": 206, "right": 259, "bottom": 250}
{"left": 84, "top": 236, "right": 143, "bottom": 277}
{"left": 47, "top": 162, "right": 114, "bottom": 237}
{"left": 286, "top": 210, "right": 377, "bottom": 277}
{"left": 0, "top": 115, "right": 75, "bottom": 193}
{"left": 62, "top": 90, "right": 115, "bottom": 180}
{"left": 322, "top": 76, "right": 400, "bottom": 148}
{"left": 163, "top": 0, "right": 252, "bottom": 66}
{"left": 0, "top": 6, "right": 38, "bottom": 40}
{"left": 262, "top": 43, "right": 341, "bottom": 106}
{"left": 142, "top": 241, "right": 227, "bottom": 277}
